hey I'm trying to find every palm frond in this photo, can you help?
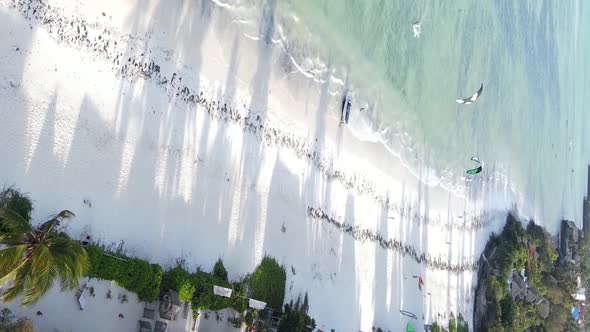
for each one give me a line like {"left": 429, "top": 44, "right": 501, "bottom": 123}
{"left": 21, "top": 247, "right": 55, "bottom": 306}
{"left": 55, "top": 210, "right": 75, "bottom": 220}
{"left": 0, "top": 274, "right": 28, "bottom": 303}
{"left": 0, "top": 245, "right": 27, "bottom": 277}
{"left": 37, "top": 210, "right": 76, "bottom": 235}
{"left": 1, "top": 257, "right": 33, "bottom": 304}
{"left": 48, "top": 239, "right": 88, "bottom": 290}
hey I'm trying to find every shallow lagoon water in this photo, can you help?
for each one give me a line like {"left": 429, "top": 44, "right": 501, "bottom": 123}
{"left": 265, "top": 0, "right": 590, "bottom": 232}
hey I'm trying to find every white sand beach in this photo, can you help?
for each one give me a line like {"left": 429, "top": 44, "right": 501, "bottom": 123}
{"left": 0, "top": 0, "right": 512, "bottom": 330}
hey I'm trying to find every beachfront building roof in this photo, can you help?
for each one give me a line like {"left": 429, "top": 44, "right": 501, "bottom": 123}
{"left": 510, "top": 274, "right": 527, "bottom": 300}
{"left": 159, "top": 289, "right": 181, "bottom": 320}
{"left": 525, "top": 287, "right": 542, "bottom": 305}
{"left": 510, "top": 274, "right": 546, "bottom": 306}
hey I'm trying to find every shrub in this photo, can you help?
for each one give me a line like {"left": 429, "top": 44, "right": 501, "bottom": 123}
{"left": 0, "top": 187, "right": 33, "bottom": 221}
{"left": 230, "top": 281, "right": 248, "bottom": 312}
{"left": 189, "top": 270, "right": 248, "bottom": 313}
{"left": 162, "top": 266, "right": 189, "bottom": 290}
{"left": 85, "top": 245, "right": 104, "bottom": 276}
{"left": 456, "top": 313, "right": 468, "bottom": 332}
{"left": 162, "top": 266, "right": 195, "bottom": 302}
{"left": 277, "top": 294, "right": 316, "bottom": 332}
{"left": 249, "top": 256, "right": 286, "bottom": 310}
{"left": 178, "top": 281, "right": 197, "bottom": 303}
{"left": 192, "top": 271, "right": 232, "bottom": 311}
{"left": 86, "top": 244, "right": 162, "bottom": 302}
{"left": 213, "top": 259, "right": 228, "bottom": 281}
{"left": 431, "top": 322, "right": 446, "bottom": 332}
{"left": 486, "top": 275, "right": 505, "bottom": 302}
{"left": 449, "top": 312, "right": 456, "bottom": 332}
{"left": 244, "top": 310, "right": 255, "bottom": 327}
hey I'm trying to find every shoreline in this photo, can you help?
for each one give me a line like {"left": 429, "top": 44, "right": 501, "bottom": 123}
{"left": 0, "top": 0, "right": 494, "bottom": 329}
{"left": 4, "top": 0, "right": 495, "bottom": 232}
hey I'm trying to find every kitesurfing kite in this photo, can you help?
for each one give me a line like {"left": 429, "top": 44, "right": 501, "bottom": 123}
{"left": 412, "top": 21, "right": 422, "bottom": 38}
{"left": 400, "top": 310, "right": 418, "bottom": 319}
{"left": 466, "top": 156, "right": 482, "bottom": 175}
{"left": 456, "top": 83, "right": 483, "bottom": 104}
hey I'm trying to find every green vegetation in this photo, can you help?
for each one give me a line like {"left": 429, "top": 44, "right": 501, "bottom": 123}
{"left": 161, "top": 265, "right": 195, "bottom": 302}
{"left": 191, "top": 268, "right": 247, "bottom": 312}
{"left": 430, "top": 313, "right": 468, "bottom": 332}
{"left": 479, "top": 215, "right": 580, "bottom": 331}
{"left": 86, "top": 244, "right": 162, "bottom": 302}
{"left": 249, "top": 256, "right": 286, "bottom": 311}
{"left": 0, "top": 187, "right": 33, "bottom": 221}
{"left": 159, "top": 257, "right": 286, "bottom": 318}
{"left": 0, "top": 208, "right": 88, "bottom": 306}
{"left": 277, "top": 294, "right": 316, "bottom": 332}
{"left": 213, "top": 258, "right": 228, "bottom": 281}
{"left": 486, "top": 275, "right": 506, "bottom": 303}
{"left": 244, "top": 310, "right": 255, "bottom": 326}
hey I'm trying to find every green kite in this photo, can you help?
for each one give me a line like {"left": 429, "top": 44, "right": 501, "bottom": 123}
{"left": 466, "top": 156, "right": 482, "bottom": 175}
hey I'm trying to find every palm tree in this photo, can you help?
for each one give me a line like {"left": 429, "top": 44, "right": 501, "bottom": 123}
{"left": 0, "top": 208, "right": 88, "bottom": 306}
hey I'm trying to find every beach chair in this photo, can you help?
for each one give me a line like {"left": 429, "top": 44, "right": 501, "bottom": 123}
{"left": 154, "top": 320, "right": 168, "bottom": 332}
{"left": 75, "top": 289, "right": 86, "bottom": 311}
{"left": 138, "top": 320, "right": 152, "bottom": 332}
{"left": 143, "top": 308, "right": 156, "bottom": 320}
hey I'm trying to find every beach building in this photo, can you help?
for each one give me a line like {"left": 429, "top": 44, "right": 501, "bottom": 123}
{"left": 509, "top": 273, "right": 549, "bottom": 318}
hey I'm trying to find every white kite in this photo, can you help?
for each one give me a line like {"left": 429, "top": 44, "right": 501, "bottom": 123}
{"left": 456, "top": 83, "right": 483, "bottom": 104}
{"left": 412, "top": 21, "right": 422, "bottom": 38}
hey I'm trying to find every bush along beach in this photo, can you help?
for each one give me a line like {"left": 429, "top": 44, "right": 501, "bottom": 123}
{"left": 430, "top": 312, "right": 469, "bottom": 332}
{"left": 87, "top": 246, "right": 318, "bottom": 329}
{"left": 88, "top": 244, "right": 292, "bottom": 317}
{"left": 85, "top": 244, "right": 163, "bottom": 302}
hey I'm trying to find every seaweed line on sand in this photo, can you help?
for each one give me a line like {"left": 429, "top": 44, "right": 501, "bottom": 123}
{"left": 307, "top": 206, "right": 479, "bottom": 272}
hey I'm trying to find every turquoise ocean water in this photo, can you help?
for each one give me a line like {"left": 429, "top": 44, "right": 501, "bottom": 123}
{"left": 244, "top": 0, "right": 590, "bottom": 232}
